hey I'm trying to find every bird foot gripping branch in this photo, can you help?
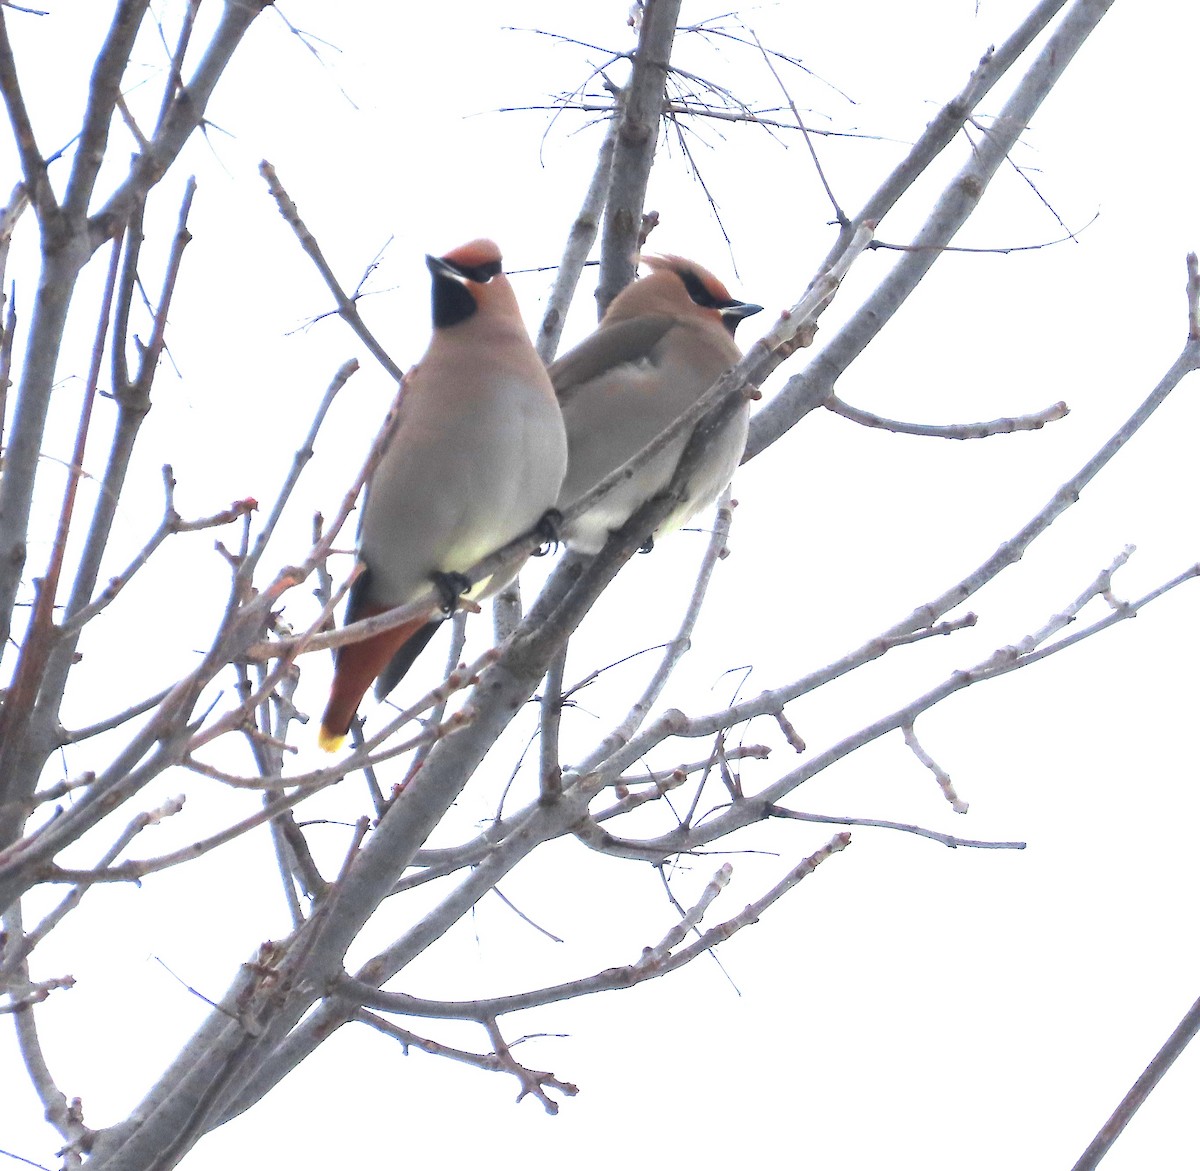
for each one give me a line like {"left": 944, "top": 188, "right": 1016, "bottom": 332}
{"left": 430, "top": 571, "right": 472, "bottom": 615}
{"left": 531, "top": 507, "right": 564, "bottom": 557}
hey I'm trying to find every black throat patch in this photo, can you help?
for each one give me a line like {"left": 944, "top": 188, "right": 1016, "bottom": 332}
{"left": 431, "top": 271, "right": 477, "bottom": 328}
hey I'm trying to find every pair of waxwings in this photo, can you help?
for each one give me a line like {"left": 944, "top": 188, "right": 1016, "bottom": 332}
{"left": 319, "top": 239, "right": 762, "bottom": 750}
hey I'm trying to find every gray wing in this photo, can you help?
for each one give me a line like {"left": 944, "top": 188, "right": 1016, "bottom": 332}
{"left": 548, "top": 315, "right": 675, "bottom": 405}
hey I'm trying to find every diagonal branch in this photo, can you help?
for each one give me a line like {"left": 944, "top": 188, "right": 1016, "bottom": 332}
{"left": 579, "top": 489, "right": 735, "bottom": 768}
{"left": 575, "top": 561, "right": 1199, "bottom": 863}
{"left": 88, "top": 0, "right": 272, "bottom": 245}
{"left": 239, "top": 358, "right": 359, "bottom": 579}
{"left": 0, "top": 13, "right": 52, "bottom": 217}
{"left": 1070, "top": 991, "right": 1200, "bottom": 1171}
{"left": 259, "top": 162, "right": 405, "bottom": 383}
{"left": 746, "top": 0, "right": 1094, "bottom": 460}
{"left": 767, "top": 806, "right": 1026, "bottom": 851}
{"left": 885, "top": 336, "right": 1200, "bottom": 640}
{"left": 817, "top": 0, "right": 1073, "bottom": 274}
{"left": 339, "top": 834, "right": 850, "bottom": 1024}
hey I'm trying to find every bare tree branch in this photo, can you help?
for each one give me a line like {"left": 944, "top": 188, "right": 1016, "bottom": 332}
{"left": 89, "top": 1, "right": 272, "bottom": 244}
{"left": 2, "top": 905, "right": 90, "bottom": 1157}
{"left": 886, "top": 335, "right": 1200, "bottom": 640}
{"left": 3, "top": 7, "right": 1184, "bottom": 1167}
{"left": 62, "top": 0, "right": 152, "bottom": 224}
{"left": 339, "top": 834, "right": 850, "bottom": 1025}
{"left": 0, "top": 0, "right": 269, "bottom": 665}
{"left": 536, "top": 118, "right": 617, "bottom": 361}
{"left": 259, "top": 162, "right": 405, "bottom": 383}
{"left": 572, "top": 561, "right": 1198, "bottom": 863}
{"left": 826, "top": 394, "right": 1070, "bottom": 438}
{"left": 240, "top": 358, "right": 359, "bottom": 578}
{"left": 746, "top": 0, "right": 1095, "bottom": 460}
{"left": 767, "top": 806, "right": 1026, "bottom": 851}
{"left": 596, "top": 0, "right": 683, "bottom": 313}
{"left": 1071, "top": 992, "right": 1200, "bottom": 1171}
{"left": 0, "top": 12, "right": 52, "bottom": 216}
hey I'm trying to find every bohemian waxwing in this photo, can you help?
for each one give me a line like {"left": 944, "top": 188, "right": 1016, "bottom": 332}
{"left": 319, "top": 239, "right": 568, "bottom": 750}
{"left": 550, "top": 254, "right": 762, "bottom": 554}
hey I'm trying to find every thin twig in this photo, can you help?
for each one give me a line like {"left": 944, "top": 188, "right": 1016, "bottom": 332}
{"left": 259, "top": 162, "right": 404, "bottom": 382}
{"left": 0, "top": 11, "right": 52, "bottom": 215}
{"left": 2, "top": 905, "right": 90, "bottom": 1155}
{"left": 241, "top": 359, "right": 358, "bottom": 577}
{"left": 342, "top": 834, "right": 850, "bottom": 1022}
{"left": 827, "top": 395, "right": 1069, "bottom": 439}
{"left": 744, "top": 22, "right": 845, "bottom": 224}
{"left": 746, "top": 0, "right": 1086, "bottom": 461}
{"left": 885, "top": 340, "right": 1200, "bottom": 642}
{"left": 537, "top": 118, "right": 617, "bottom": 360}
{"left": 901, "top": 725, "right": 968, "bottom": 812}
{"left": 0, "top": 797, "right": 183, "bottom": 976}
{"left": 357, "top": 1010, "right": 578, "bottom": 1114}
{"left": 580, "top": 491, "right": 735, "bottom": 769}
{"left": 573, "top": 564, "right": 1198, "bottom": 862}
{"left": 637, "top": 862, "right": 731, "bottom": 968}
{"left": 767, "top": 805, "right": 1025, "bottom": 850}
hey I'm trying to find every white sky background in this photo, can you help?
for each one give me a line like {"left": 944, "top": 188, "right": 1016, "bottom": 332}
{"left": 4, "top": 1, "right": 1200, "bottom": 1168}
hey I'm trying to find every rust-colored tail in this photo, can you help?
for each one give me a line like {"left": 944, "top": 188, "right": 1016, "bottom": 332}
{"left": 319, "top": 615, "right": 431, "bottom": 751}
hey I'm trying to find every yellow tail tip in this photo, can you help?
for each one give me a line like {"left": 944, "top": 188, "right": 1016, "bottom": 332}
{"left": 317, "top": 725, "right": 346, "bottom": 753}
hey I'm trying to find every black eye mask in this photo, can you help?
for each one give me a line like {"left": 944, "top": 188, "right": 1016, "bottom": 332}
{"left": 447, "top": 258, "right": 503, "bottom": 284}
{"left": 676, "top": 267, "right": 763, "bottom": 336}
{"left": 677, "top": 266, "right": 726, "bottom": 310}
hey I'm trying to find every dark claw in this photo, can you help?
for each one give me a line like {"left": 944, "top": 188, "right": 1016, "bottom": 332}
{"left": 532, "top": 507, "right": 563, "bottom": 557}
{"left": 637, "top": 535, "right": 655, "bottom": 554}
{"left": 431, "top": 570, "right": 471, "bottom": 614}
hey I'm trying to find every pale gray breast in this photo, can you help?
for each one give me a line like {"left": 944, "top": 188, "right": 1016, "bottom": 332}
{"left": 360, "top": 366, "right": 565, "bottom": 606}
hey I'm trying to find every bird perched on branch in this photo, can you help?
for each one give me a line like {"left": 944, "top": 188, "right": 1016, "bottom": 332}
{"left": 550, "top": 254, "right": 762, "bottom": 554}
{"left": 319, "top": 239, "right": 567, "bottom": 751}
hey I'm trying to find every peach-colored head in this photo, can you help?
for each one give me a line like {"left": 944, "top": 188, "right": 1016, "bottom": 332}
{"left": 428, "top": 238, "right": 521, "bottom": 326}
{"left": 603, "top": 253, "right": 762, "bottom": 336}
{"left": 440, "top": 237, "right": 504, "bottom": 272}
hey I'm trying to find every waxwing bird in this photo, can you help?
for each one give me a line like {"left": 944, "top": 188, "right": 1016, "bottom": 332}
{"left": 550, "top": 254, "right": 762, "bottom": 554}
{"left": 319, "top": 239, "right": 568, "bottom": 751}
